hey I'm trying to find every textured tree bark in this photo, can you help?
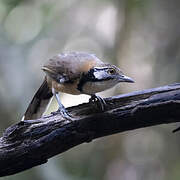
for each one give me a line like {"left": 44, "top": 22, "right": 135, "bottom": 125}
{"left": 1, "top": 83, "right": 180, "bottom": 177}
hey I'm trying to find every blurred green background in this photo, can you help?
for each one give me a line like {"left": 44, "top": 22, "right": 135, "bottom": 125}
{"left": 0, "top": 0, "right": 180, "bottom": 179}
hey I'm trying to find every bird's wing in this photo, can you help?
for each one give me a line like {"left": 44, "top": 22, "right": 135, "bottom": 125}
{"left": 42, "top": 52, "right": 104, "bottom": 83}
{"left": 42, "top": 66, "right": 72, "bottom": 84}
{"left": 22, "top": 78, "right": 53, "bottom": 120}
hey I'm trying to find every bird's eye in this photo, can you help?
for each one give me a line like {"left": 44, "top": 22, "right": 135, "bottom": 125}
{"left": 108, "top": 69, "right": 116, "bottom": 75}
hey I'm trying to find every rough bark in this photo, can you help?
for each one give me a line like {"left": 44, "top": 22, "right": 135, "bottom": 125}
{"left": 1, "top": 83, "right": 180, "bottom": 177}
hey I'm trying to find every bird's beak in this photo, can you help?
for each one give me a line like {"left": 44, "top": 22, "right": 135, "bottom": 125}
{"left": 118, "top": 75, "right": 135, "bottom": 83}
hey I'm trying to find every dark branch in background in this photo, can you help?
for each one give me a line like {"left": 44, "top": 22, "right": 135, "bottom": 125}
{"left": 1, "top": 83, "right": 180, "bottom": 177}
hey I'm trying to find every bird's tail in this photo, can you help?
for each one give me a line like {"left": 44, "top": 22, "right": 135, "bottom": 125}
{"left": 22, "top": 78, "right": 53, "bottom": 120}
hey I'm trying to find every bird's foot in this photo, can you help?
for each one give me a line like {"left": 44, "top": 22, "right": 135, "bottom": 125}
{"left": 89, "top": 95, "right": 107, "bottom": 111}
{"left": 51, "top": 107, "right": 73, "bottom": 121}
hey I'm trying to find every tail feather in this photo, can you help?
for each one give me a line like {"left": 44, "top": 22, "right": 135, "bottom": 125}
{"left": 23, "top": 78, "right": 53, "bottom": 120}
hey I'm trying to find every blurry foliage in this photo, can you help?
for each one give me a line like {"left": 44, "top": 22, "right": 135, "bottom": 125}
{"left": 126, "top": 0, "right": 148, "bottom": 11}
{"left": 2, "top": 0, "right": 24, "bottom": 11}
{"left": 0, "top": 0, "right": 180, "bottom": 180}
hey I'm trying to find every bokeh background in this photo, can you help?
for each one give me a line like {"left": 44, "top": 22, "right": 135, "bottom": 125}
{"left": 0, "top": 0, "right": 180, "bottom": 179}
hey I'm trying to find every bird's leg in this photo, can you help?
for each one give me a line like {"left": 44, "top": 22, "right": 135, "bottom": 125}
{"left": 89, "top": 94, "right": 107, "bottom": 111}
{"left": 52, "top": 88, "right": 72, "bottom": 120}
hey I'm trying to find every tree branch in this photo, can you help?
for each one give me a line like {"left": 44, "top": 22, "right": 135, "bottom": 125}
{"left": 1, "top": 83, "right": 180, "bottom": 177}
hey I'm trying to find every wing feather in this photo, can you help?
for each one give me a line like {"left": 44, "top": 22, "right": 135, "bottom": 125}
{"left": 23, "top": 78, "right": 53, "bottom": 120}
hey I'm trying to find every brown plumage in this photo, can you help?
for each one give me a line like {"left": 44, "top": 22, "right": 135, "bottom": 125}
{"left": 23, "top": 52, "right": 134, "bottom": 120}
{"left": 43, "top": 52, "right": 104, "bottom": 95}
{"left": 23, "top": 52, "right": 103, "bottom": 120}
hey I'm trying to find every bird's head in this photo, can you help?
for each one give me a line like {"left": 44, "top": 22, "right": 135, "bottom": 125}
{"left": 78, "top": 63, "right": 134, "bottom": 94}
{"left": 89, "top": 64, "right": 134, "bottom": 84}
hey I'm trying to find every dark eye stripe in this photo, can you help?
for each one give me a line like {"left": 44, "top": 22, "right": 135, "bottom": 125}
{"left": 77, "top": 68, "right": 114, "bottom": 92}
{"left": 94, "top": 67, "right": 116, "bottom": 73}
{"left": 94, "top": 67, "right": 108, "bottom": 71}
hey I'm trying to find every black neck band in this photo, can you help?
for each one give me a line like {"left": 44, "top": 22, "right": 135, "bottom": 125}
{"left": 77, "top": 69, "right": 95, "bottom": 92}
{"left": 77, "top": 68, "right": 113, "bottom": 92}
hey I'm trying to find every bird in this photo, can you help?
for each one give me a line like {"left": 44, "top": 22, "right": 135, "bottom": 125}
{"left": 22, "top": 52, "right": 134, "bottom": 121}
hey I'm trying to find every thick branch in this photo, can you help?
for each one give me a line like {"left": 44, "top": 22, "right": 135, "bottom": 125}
{"left": 1, "top": 83, "right": 180, "bottom": 177}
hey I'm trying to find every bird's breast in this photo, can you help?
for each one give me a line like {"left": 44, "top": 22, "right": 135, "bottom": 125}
{"left": 51, "top": 79, "right": 81, "bottom": 95}
{"left": 82, "top": 80, "right": 117, "bottom": 95}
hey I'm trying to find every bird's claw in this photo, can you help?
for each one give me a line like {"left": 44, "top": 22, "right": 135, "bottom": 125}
{"left": 51, "top": 108, "right": 73, "bottom": 121}
{"left": 89, "top": 95, "right": 107, "bottom": 111}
